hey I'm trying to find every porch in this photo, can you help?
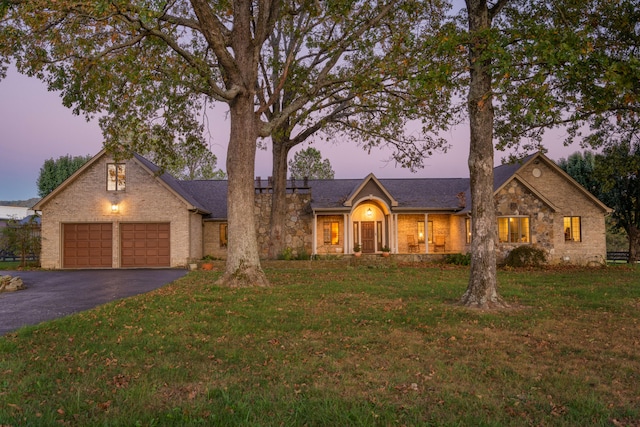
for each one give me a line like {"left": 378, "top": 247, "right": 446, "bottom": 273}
{"left": 313, "top": 210, "right": 468, "bottom": 256}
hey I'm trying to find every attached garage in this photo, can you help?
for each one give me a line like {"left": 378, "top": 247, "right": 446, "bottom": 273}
{"left": 120, "top": 223, "right": 170, "bottom": 267}
{"left": 63, "top": 223, "right": 113, "bottom": 268}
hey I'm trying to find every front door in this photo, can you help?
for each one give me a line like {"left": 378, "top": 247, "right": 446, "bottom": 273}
{"left": 362, "top": 221, "right": 375, "bottom": 253}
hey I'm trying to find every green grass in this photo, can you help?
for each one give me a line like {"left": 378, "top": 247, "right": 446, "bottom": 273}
{"left": 0, "top": 261, "right": 21, "bottom": 270}
{"left": 0, "top": 260, "right": 40, "bottom": 270}
{"left": 1, "top": 263, "right": 639, "bottom": 426}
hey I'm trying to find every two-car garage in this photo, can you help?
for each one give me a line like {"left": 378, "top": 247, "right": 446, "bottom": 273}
{"left": 63, "top": 223, "right": 170, "bottom": 268}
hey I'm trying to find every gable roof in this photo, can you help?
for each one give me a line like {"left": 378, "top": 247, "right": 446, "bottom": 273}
{"left": 33, "top": 149, "right": 211, "bottom": 214}
{"left": 342, "top": 174, "right": 398, "bottom": 207}
{"left": 497, "top": 152, "right": 612, "bottom": 214}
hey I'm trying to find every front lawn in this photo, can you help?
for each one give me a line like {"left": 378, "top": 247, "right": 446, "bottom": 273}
{"left": 1, "top": 263, "right": 638, "bottom": 426}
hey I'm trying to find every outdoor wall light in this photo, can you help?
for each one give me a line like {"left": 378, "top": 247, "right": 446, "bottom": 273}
{"left": 111, "top": 203, "right": 119, "bottom": 213}
{"left": 366, "top": 207, "right": 373, "bottom": 217}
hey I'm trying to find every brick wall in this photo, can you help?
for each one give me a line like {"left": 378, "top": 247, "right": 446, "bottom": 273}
{"left": 39, "top": 155, "right": 199, "bottom": 268}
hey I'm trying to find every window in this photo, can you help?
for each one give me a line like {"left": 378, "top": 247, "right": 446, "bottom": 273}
{"left": 418, "top": 221, "right": 425, "bottom": 244}
{"left": 428, "top": 221, "right": 434, "bottom": 244}
{"left": 465, "top": 218, "right": 472, "bottom": 244}
{"left": 377, "top": 221, "right": 383, "bottom": 249}
{"left": 564, "top": 217, "right": 581, "bottom": 242}
{"left": 498, "top": 217, "right": 530, "bottom": 243}
{"left": 107, "top": 163, "right": 126, "bottom": 191}
{"left": 220, "top": 223, "right": 228, "bottom": 248}
{"left": 324, "top": 221, "right": 339, "bottom": 245}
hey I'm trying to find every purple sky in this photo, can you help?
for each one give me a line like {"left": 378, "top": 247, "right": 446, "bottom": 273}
{"left": 0, "top": 65, "right": 581, "bottom": 201}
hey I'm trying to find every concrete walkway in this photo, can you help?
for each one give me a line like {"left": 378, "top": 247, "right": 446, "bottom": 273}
{"left": 0, "top": 269, "right": 187, "bottom": 336}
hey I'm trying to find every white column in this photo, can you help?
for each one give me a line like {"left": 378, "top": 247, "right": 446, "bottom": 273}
{"left": 344, "top": 213, "right": 349, "bottom": 254}
{"left": 392, "top": 213, "right": 398, "bottom": 253}
{"left": 312, "top": 213, "right": 317, "bottom": 255}
{"left": 425, "top": 213, "right": 429, "bottom": 254}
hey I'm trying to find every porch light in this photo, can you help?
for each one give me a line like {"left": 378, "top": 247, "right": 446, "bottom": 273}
{"left": 366, "top": 208, "right": 373, "bottom": 217}
{"left": 111, "top": 203, "right": 119, "bottom": 213}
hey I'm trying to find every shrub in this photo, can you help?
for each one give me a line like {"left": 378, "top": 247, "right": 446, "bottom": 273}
{"left": 443, "top": 253, "right": 471, "bottom": 266}
{"left": 503, "top": 246, "right": 547, "bottom": 268}
{"left": 278, "top": 247, "right": 294, "bottom": 260}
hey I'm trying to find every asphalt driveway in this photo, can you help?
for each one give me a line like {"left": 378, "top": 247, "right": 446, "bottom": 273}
{"left": 0, "top": 269, "right": 187, "bottom": 336}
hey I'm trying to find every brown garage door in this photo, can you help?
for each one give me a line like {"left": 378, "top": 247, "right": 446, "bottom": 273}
{"left": 121, "top": 223, "right": 170, "bottom": 267}
{"left": 63, "top": 223, "right": 113, "bottom": 268}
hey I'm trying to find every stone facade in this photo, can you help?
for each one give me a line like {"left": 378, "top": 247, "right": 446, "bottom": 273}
{"left": 495, "top": 179, "right": 555, "bottom": 261}
{"left": 203, "top": 192, "right": 313, "bottom": 259}
{"left": 255, "top": 193, "right": 313, "bottom": 258}
{"left": 494, "top": 159, "right": 608, "bottom": 265}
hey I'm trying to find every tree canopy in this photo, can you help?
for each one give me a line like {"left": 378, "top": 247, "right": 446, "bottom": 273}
{"left": 36, "top": 154, "right": 92, "bottom": 197}
{"left": 144, "top": 138, "right": 225, "bottom": 181}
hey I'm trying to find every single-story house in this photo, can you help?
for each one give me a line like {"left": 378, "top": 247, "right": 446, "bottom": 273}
{"left": 33, "top": 149, "right": 611, "bottom": 269}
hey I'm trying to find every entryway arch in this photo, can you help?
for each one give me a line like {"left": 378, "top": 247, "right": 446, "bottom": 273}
{"left": 351, "top": 199, "right": 390, "bottom": 253}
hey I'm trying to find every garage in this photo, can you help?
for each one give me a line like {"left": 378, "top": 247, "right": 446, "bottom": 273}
{"left": 63, "top": 223, "right": 113, "bottom": 268}
{"left": 120, "top": 223, "right": 170, "bottom": 267}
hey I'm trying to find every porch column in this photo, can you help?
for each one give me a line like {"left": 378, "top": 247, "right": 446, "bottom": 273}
{"left": 343, "top": 213, "right": 349, "bottom": 254}
{"left": 425, "top": 213, "right": 429, "bottom": 254}
{"left": 392, "top": 213, "right": 398, "bottom": 253}
{"left": 312, "top": 213, "right": 317, "bottom": 255}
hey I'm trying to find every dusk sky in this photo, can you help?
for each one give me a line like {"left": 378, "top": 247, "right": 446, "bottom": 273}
{"left": 0, "top": 65, "right": 582, "bottom": 202}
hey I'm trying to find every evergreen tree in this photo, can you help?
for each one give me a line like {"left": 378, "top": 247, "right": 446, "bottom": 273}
{"left": 36, "top": 154, "right": 92, "bottom": 197}
{"left": 288, "top": 148, "right": 334, "bottom": 180}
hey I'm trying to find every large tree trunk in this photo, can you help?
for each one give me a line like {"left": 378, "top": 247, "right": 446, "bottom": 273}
{"left": 217, "top": 94, "right": 270, "bottom": 287}
{"left": 268, "top": 137, "right": 293, "bottom": 259}
{"left": 209, "top": 0, "right": 275, "bottom": 287}
{"left": 459, "top": 0, "right": 507, "bottom": 308}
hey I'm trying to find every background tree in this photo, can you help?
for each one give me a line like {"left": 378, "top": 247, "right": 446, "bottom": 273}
{"left": 36, "top": 154, "right": 92, "bottom": 198}
{"left": 594, "top": 141, "right": 640, "bottom": 263}
{"left": 144, "top": 137, "right": 225, "bottom": 181}
{"left": 288, "top": 147, "right": 334, "bottom": 180}
{"left": 0, "top": 216, "right": 41, "bottom": 267}
{"left": 557, "top": 151, "right": 600, "bottom": 196}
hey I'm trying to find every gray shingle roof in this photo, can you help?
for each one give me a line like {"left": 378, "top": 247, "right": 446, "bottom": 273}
{"left": 179, "top": 180, "right": 228, "bottom": 218}
{"left": 306, "top": 178, "right": 471, "bottom": 211}
{"left": 133, "top": 153, "right": 536, "bottom": 218}
{"left": 133, "top": 153, "right": 211, "bottom": 214}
